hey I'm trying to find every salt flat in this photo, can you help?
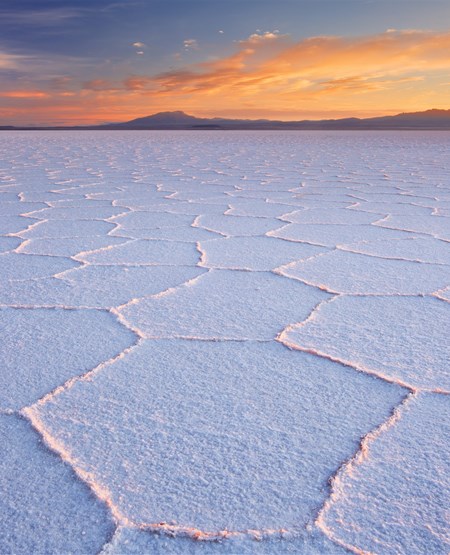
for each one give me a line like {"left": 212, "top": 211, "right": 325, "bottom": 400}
{"left": 0, "top": 131, "right": 449, "bottom": 555}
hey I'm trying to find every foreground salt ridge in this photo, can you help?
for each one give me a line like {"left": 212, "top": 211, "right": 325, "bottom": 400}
{"left": 0, "top": 131, "right": 449, "bottom": 555}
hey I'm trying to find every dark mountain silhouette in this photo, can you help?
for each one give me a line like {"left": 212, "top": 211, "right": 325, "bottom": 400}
{"left": 3, "top": 109, "right": 450, "bottom": 130}
{"left": 93, "top": 108, "right": 450, "bottom": 130}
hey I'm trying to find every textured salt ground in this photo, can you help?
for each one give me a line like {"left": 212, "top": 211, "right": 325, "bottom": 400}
{"left": 17, "top": 218, "right": 117, "bottom": 238}
{"left": 77, "top": 239, "right": 201, "bottom": 266}
{"left": 23, "top": 205, "right": 127, "bottom": 220}
{"left": 321, "top": 393, "right": 450, "bottom": 555}
{"left": 110, "top": 211, "right": 195, "bottom": 230}
{"left": 0, "top": 307, "right": 136, "bottom": 410}
{"left": 48, "top": 199, "right": 120, "bottom": 207}
{"left": 0, "top": 130, "right": 449, "bottom": 555}
{"left": 277, "top": 199, "right": 356, "bottom": 209}
{"left": 0, "top": 276, "right": 90, "bottom": 307}
{"left": 170, "top": 191, "right": 233, "bottom": 202}
{"left": 347, "top": 192, "right": 434, "bottom": 204}
{"left": 277, "top": 249, "right": 450, "bottom": 294}
{"left": 0, "top": 201, "right": 48, "bottom": 215}
{"left": 18, "top": 235, "right": 130, "bottom": 257}
{"left": 0, "top": 252, "right": 79, "bottom": 281}
{"left": 377, "top": 214, "right": 450, "bottom": 241}
{"left": 281, "top": 295, "right": 450, "bottom": 391}
{"left": 281, "top": 207, "right": 382, "bottom": 225}
{"left": 120, "top": 269, "right": 330, "bottom": 340}
{"left": 436, "top": 287, "right": 450, "bottom": 302}
{"left": 30, "top": 340, "right": 404, "bottom": 533}
{"left": 0, "top": 265, "right": 204, "bottom": 309}
{"left": 200, "top": 236, "right": 327, "bottom": 271}
{"left": 100, "top": 526, "right": 348, "bottom": 554}
{"left": 226, "top": 202, "right": 299, "bottom": 218}
{"left": 0, "top": 215, "right": 37, "bottom": 234}
{"left": 269, "top": 222, "right": 414, "bottom": 247}
{"left": 348, "top": 201, "right": 434, "bottom": 215}
{"left": 114, "top": 201, "right": 231, "bottom": 215}
{"left": 0, "top": 192, "right": 20, "bottom": 201}
{"left": 0, "top": 236, "right": 22, "bottom": 253}
{"left": 60, "top": 265, "right": 207, "bottom": 307}
{"left": 196, "top": 214, "right": 284, "bottom": 237}
{"left": 111, "top": 225, "right": 220, "bottom": 242}
{"left": 0, "top": 414, "right": 115, "bottom": 555}
{"left": 338, "top": 236, "right": 450, "bottom": 264}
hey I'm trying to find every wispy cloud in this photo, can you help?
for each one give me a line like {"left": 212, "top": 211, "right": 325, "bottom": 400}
{"left": 242, "top": 30, "right": 285, "bottom": 44}
{"left": 82, "top": 79, "right": 119, "bottom": 91}
{"left": 132, "top": 41, "right": 146, "bottom": 55}
{"left": 183, "top": 39, "right": 198, "bottom": 51}
{"left": 0, "top": 7, "right": 84, "bottom": 26}
{"left": 0, "top": 50, "right": 28, "bottom": 70}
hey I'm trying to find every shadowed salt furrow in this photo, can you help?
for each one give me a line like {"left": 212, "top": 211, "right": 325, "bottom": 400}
{"left": 0, "top": 130, "right": 449, "bottom": 554}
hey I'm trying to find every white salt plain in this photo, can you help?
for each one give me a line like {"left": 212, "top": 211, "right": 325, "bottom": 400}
{"left": 0, "top": 131, "right": 449, "bottom": 555}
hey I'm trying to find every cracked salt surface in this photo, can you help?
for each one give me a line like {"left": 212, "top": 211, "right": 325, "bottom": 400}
{"left": 339, "top": 236, "right": 450, "bottom": 264}
{"left": 17, "top": 218, "right": 117, "bottom": 238}
{"left": 281, "top": 207, "right": 382, "bottom": 225}
{"left": 100, "top": 525, "right": 349, "bottom": 555}
{"left": 376, "top": 214, "right": 450, "bottom": 241}
{"left": 111, "top": 223, "right": 220, "bottom": 242}
{"left": 18, "top": 235, "right": 129, "bottom": 257}
{"left": 120, "top": 269, "right": 330, "bottom": 340}
{"left": 78, "top": 238, "right": 200, "bottom": 266}
{"left": 0, "top": 307, "right": 136, "bottom": 409}
{"left": 281, "top": 295, "right": 450, "bottom": 391}
{"left": 0, "top": 130, "right": 449, "bottom": 554}
{"left": 0, "top": 236, "right": 22, "bottom": 253}
{"left": 269, "top": 222, "right": 414, "bottom": 247}
{"left": 199, "top": 236, "right": 327, "bottom": 271}
{"left": 277, "top": 249, "right": 450, "bottom": 294}
{"left": 0, "top": 252, "right": 79, "bottom": 281}
{"left": 0, "top": 414, "right": 115, "bottom": 555}
{"left": 0, "top": 215, "right": 37, "bottom": 234}
{"left": 320, "top": 393, "right": 450, "bottom": 554}
{"left": 29, "top": 340, "right": 405, "bottom": 532}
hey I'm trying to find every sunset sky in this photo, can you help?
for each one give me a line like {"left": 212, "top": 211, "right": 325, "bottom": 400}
{"left": 1, "top": 0, "right": 450, "bottom": 125}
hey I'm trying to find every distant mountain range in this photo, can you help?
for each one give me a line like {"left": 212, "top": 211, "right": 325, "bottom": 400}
{"left": 2, "top": 109, "right": 450, "bottom": 130}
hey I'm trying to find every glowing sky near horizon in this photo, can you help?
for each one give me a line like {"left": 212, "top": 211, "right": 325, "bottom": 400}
{"left": 1, "top": 0, "right": 450, "bottom": 125}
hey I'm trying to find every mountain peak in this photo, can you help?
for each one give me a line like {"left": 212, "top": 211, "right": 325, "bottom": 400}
{"left": 124, "top": 111, "right": 203, "bottom": 126}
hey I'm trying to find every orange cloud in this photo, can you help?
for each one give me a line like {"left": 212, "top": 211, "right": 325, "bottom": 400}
{"left": 141, "top": 30, "right": 450, "bottom": 98}
{"left": 0, "top": 90, "right": 50, "bottom": 99}
{"left": 121, "top": 29, "right": 449, "bottom": 118}
{"left": 82, "top": 79, "right": 119, "bottom": 91}
{"left": 0, "top": 51, "right": 27, "bottom": 70}
{"left": 2, "top": 29, "right": 450, "bottom": 125}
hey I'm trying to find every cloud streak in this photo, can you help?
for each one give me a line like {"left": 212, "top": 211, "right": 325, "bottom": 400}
{"left": 0, "top": 90, "right": 50, "bottom": 99}
{"left": 0, "top": 7, "right": 84, "bottom": 26}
